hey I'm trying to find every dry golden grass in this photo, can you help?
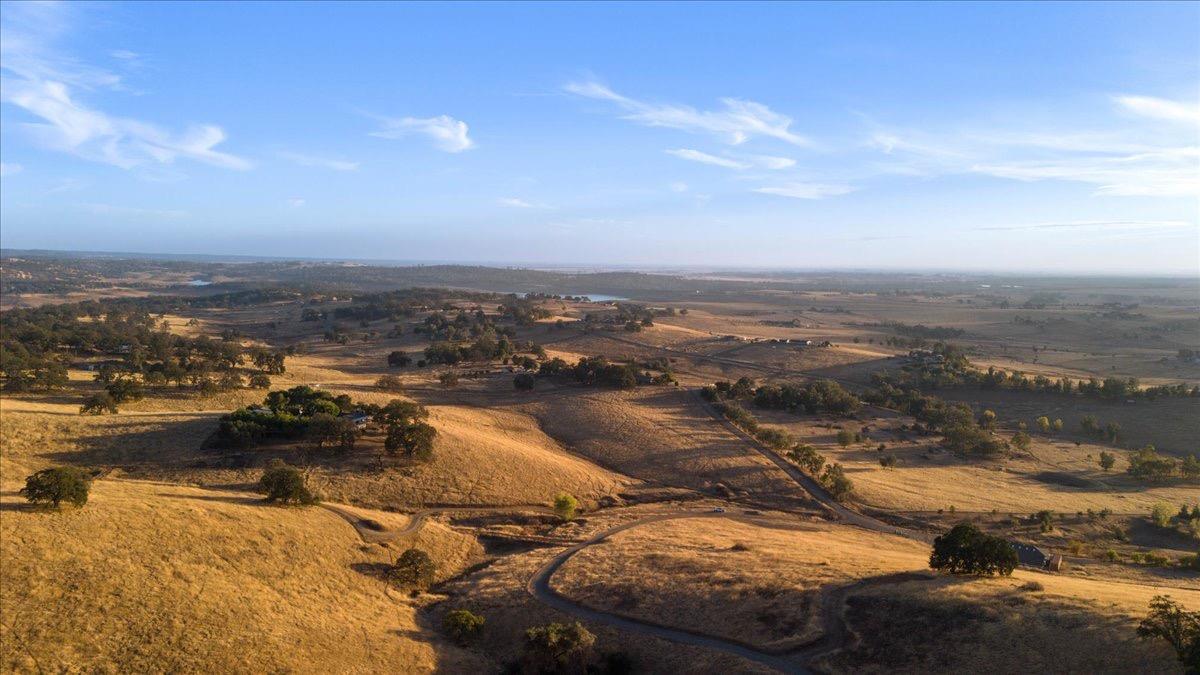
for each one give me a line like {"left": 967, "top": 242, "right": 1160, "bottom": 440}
{"left": 433, "top": 535, "right": 780, "bottom": 674}
{"left": 554, "top": 518, "right": 929, "bottom": 650}
{"left": 318, "top": 404, "right": 634, "bottom": 508}
{"left": 756, "top": 410, "right": 1198, "bottom": 514}
{"left": 0, "top": 479, "right": 486, "bottom": 674}
{"left": 518, "top": 387, "right": 816, "bottom": 508}
{"left": 823, "top": 573, "right": 1197, "bottom": 674}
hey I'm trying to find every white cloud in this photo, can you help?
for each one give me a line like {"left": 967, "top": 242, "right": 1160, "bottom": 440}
{"left": 1115, "top": 95, "right": 1200, "bottom": 125}
{"left": 864, "top": 96, "right": 1200, "bottom": 198}
{"left": 109, "top": 49, "right": 139, "bottom": 61}
{"left": 0, "top": 5, "right": 250, "bottom": 171}
{"left": 665, "top": 148, "right": 749, "bottom": 169}
{"left": 669, "top": 181, "right": 689, "bottom": 193}
{"left": 499, "top": 197, "right": 552, "bottom": 209}
{"left": 286, "top": 197, "right": 306, "bottom": 208}
{"left": 278, "top": 151, "right": 359, "bottom": 171}
{"left": 976, "top": 219, "right": 1195, "bottom": 233}
{"left": 565, "top": 80, "right": 809, "bottom": 146}
{"left": 972, "top": 146, "right": 1200, "bottom": 197}
{"left": 371, "top": 114, "right": 474, "bottom": 152}
{"left": 0, "top": 162, "right": 23, "bottom": 177}
{"left": 751, "top": 154, "right": 797, "bottom": 170}
{"left": 753, "top": 183, "right": 856, "bottom": 200}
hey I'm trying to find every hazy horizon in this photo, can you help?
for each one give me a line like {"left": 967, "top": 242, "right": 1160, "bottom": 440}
{"left": 2, "top": 2, "right": 1198, "bottom": 275}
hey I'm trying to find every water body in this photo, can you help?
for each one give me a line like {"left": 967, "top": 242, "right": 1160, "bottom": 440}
{"left": 567, "top": 293, "right": 628, "bottom": 302}
{"left": 187, "top": 279, "right": 213, "bottom": 286}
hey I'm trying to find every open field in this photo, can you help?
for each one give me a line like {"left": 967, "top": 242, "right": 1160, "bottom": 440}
{"left": 554, "top": 518, "right": 929, "bottom": 651}
{"left": 0, "top": 479, "right": 484, "bottom": 674}
{"left": 2, "top": 260, "right": 1197, "bottom": 673}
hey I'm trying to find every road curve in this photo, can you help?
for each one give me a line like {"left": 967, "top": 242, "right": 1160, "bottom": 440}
{"left": 320, "top": 503, "right": 556, "bottom": 544}
{"left": 528, "top": 511, "right": 817, "bottom": 674}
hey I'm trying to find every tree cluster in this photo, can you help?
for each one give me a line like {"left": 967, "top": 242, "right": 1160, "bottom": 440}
{"left": 929, "top": 522, "right": 1018, "bottom": 576}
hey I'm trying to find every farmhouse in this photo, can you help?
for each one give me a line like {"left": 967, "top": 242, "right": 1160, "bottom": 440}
{"left": 341, "top": 411, "right": 371, "bottom": 428}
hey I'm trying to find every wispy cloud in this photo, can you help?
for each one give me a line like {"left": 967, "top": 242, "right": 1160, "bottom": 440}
{"left": 666, "top": 148, "right": 749, "bottom": 169}
{"left": 669, "top": 181, "right": 689, "bottom": 193}
{"left": 865, "top": 96, "right": 1200, "bottom": 198}
{"left": 753, "top": 183, "right": 856, "bottom": 200}
{"left": 751, "top": 154, "right": 797, "bottom": 170}
{"left": 665, "top": 148, "right": 797, "bottom": 171}
{"left": 278, "top": 151, "right": 359, "bottom": 171}
{"left": 370, "top": 114, "right": 474, "bottom": 152}
{"left": 499, "top": 197, "right": 552, "bottom": 209}
{"left": 975, "top": 219, "right": 1195, "bottom": 232}
{"left": 0, "top": 4, "right": 250, "bottom": 171}
{"left": 0, "top": 162, "right": 23, "bottom": 177}
{"left": 565, "top": 80, "right": 810, "bottom": 146}
{"left": 1115, "top": 95, "right": 1200, "bottom": 125}
{"left": 286, "top": 197, "right": 306, "bottom": 208}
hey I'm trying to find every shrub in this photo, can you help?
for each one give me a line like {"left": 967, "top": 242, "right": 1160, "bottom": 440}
{"left": 80, "top": 392, "right": 119, "bottom": 415}
{"left": 1151, "top": 502, "right": 1174, "bottom": 528}
{"left": 523, "top": 622, "right": 596, "bottom": 673}
{"left": 257, "top": 462, "right": 317, "bottom": 505}
{"left": 20, "top": 467, "right": 91, "bottom": 508}
{"left": 553, "top": 492, "right": 579, "bottom": 521}
{"left": 929, "top": 522, "right": 1017, "bottom": 576}
{"left": 755, "top": 427, "right": 792, "bottom": 449}
{"left": 389, "top": 548, "right": 436, "bottom": 592}
{"left": 820, "top": 463, "right": 853, "bottom": 501}
{"left": 1035, "top": 416, "right": 1051, "bottom": 433}
{"left": 375, "top": 374, "right": 404, "bottom": 392}
{"left": 1128, "top": 445, "right": 1178, "bottom": 483}
{"left": 387, "top": 351, "right": 412, "bottom": 368}
{"left": 788, "top": 444, "right": 826, "bottom": 475}
{"left": 438, "top": 371, "right": 460, "bottom": 387}
{"left": 1034, "top": 510, "right": 1054, "bottom": 533}
{"left": 513, "top": 373, "right": 536, "bottom": 391}
{"left": 247, "top": 373, "right": 272, "bottom": 389}
{"left": 1182, "top": 454, "right": 1200, "bottom": 481}
{"left": 1010, "top": 431, "right": 1031, "bottom": 452}
{"left": 836, "top": 429, "right": 855, "bottom": 447}
{"left": 1098, "top": 451, "right": 1116, "bottom": 472}
{"left": 879, "top": 454, "right": 898, "bottom": 468}
{"left": 443, "top": 609, "right": 485, "bottom": 643}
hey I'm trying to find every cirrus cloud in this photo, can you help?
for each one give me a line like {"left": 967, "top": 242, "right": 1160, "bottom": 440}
{"left": 370, "top": 114, "right": 474, "bottom": 152}
{"left": 565, "top": 80, "right": 810, "bottom": 146}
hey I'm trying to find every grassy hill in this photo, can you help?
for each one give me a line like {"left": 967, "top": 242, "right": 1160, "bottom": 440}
{"left": 0, "top": 479, "right": 484, "bottom": 673}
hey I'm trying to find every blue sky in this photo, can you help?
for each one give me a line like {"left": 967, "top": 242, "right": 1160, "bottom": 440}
{"left": 1, "top": 1, "right": 1197, "bottom": 273}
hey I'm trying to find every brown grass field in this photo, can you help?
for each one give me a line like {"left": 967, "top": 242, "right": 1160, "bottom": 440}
{"left": 0, "top": 479, "right": 484, "bottom": 674}
{"left": 2, "top": 270, "right": 1198, "bottom": 673}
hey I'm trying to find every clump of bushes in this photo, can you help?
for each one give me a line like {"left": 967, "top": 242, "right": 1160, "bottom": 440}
{"left": 389, "top": 548, "right": 436, "bottom": 592}
{"left": 929, "top": 522, "right": 1017, "bottom": 576}
{"left": 443, "top": 609, "right": 485, "bottom": 643}
{"left": 553, "top": 492, "right": 579, "bottom": 521}
{"left": 521, "top": 622, "right": 596, "bottom": 673}
{"left": 20, "top": 467, "right": 91, "bottom": 508}
{"left": 257, "top": 461, "right": 317, "bottom": 505}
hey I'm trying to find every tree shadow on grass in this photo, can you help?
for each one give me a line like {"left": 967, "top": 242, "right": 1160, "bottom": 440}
{"left": 351, "top": 561, "right": 393, "bottom": 582}
{"left": 152, "top": 491, "right": 263, "bottom": 506}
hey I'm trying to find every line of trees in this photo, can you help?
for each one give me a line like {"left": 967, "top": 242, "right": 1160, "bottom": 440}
{"left": 699, "top": 384, "right": 854, "bottom": 501}
{"left": 865, "top": 384, "right": 1010, "bottom": 457}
